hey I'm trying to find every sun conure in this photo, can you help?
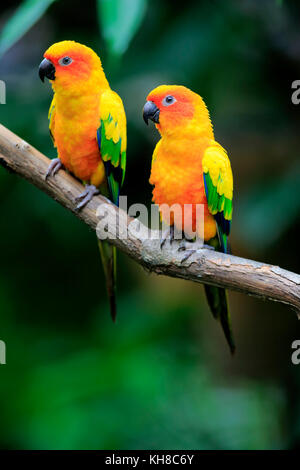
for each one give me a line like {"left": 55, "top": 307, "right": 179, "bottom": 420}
{"left": 39, "top": 40, "right": 127, "bottom": 322}
{"left": 143, "top": 85, "right": 235, "bottom": 354}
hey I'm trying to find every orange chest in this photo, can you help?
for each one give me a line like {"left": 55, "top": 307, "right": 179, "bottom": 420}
{"left": 54, "top": 113, "right": 101, "bottom": 182}
{"left": 150, "top": 143, "right": 207, "bottom": 206}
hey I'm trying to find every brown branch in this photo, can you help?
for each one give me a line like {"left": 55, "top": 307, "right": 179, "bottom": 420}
{"left": 0, "top": 123, "right": 299, "bottom": 312}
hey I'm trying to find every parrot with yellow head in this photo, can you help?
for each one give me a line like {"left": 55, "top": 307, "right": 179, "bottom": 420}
{"left": 39, "top": 40, "right": 127, "bottom": 322}
{"left": 143, "top": 85, "right": 235, "bottom": 353}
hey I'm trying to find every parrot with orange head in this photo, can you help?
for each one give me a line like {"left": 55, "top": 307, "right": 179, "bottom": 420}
{"left": 39, "top": 40, "right": 127, "bottom": 322}
{"left": 143, "top": 85, "right": 235, "bottom": 353}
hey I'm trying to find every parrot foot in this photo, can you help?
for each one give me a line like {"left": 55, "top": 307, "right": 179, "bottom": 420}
{"left": 179, "top": 239, "right": 215, "bottom": 264}
{"left": 45, "top": 158, "right": 63, "bottom": 179}
{"left": 178, "top": 240, "right": 215, "bottom": 253}
{"left": 180, "top": 250, "right": 196, "bottom": 264}
{"left": 179, "top": 243, "right": 215, "bottom": 264}
{"left": 178, "top": 240, "right": 194, "bottom": 252}
{"left": 160, "top": 225, "right": 175, "bottom": 249}
{"left": 75, "top": 184, "right": 100, "bottom": 211}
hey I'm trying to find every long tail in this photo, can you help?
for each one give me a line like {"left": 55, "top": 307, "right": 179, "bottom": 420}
{"left": 97, "top": 240, "right": 117, "bottom": 322}
{"left": 204, "top": 236, "right": 235, "bottom": 354}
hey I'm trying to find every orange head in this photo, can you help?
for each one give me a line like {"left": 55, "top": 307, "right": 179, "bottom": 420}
{"left": 143, "top": 85, "right": 213, "bottom": 138}
{"left": 39, "top": 40, "right": 108, "bottom": 95}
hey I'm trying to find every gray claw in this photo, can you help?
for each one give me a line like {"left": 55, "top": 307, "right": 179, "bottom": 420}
{"left": 178, "top": 238, "right": 197, "bottom": 252}
{"left": 75, "top": 184, "right": 99, "bottom": 211}
{"left": 179, "top": 240, "right": 215, "bottom": 252}
{"left": 45, "top": 158, "right": 63, "bottom": 180}
{"left": 160, "top": 225, "right": 175, "bottom": 249}
{"left": 160, "top": 234, "right": 168, "bottom": 249}
{"left": 181, "top": 250, "right": 196, "bottom": 264}
{"left": 178, "top": 240, "right": 190, "bottom": 252}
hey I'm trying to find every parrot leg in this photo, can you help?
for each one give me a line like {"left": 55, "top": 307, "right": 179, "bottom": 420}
{"left": 75, "top": 184, "right": 100, "bottom": 211}
{"left": 178, "top": 238, "right": 215, "bottom": 264}
{"left": 160, "top": 225, "right": 175, "bottom": 249}
{"left": 180, "top": 250, "right": 196, "bottom": 263}
{"left": 178, "top": 239, "right": 215, "bottom": 252}
{"left": 45, "top": 158, "right": 64, "bottom": 179}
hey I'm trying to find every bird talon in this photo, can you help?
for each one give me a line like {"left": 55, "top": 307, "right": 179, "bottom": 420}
{"left": 180, "top": 240, "right": 215, "bottom": 252}
{"left": 75, "top": 196, "right": 90, "bottom": 211}
{"left": 75, "top": 190, "right": 88, "bottom": 203}
{"left": 160, "top": 226, "right": 175, "bottom": 249}
{"left": 181, "top": 249, "right": 196, "bottom": 264}
{"left": 160, "top": 235, "right": 167, "bottom": 249}
{"left": 45, "top": 158, "right": 63, "bottom": 180}
{"left": 74, "top": 184, "right": 99, "bottom": 210}
{"left": 178, "top": 238, "right": 196, "bottom": 252}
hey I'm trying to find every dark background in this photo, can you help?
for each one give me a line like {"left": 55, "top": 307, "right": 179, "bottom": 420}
{"left": 0, "top": 0, "right": 299, "bottom": 449}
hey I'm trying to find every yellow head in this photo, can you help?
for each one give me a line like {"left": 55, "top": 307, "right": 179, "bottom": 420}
{"left": 143, "top": 85, "right": 213, "bottom": 138}
{"left": 39, "top": 40, "right": 108, "bottom": 95}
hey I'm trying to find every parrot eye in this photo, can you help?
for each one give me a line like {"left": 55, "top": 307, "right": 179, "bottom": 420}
{"left": 58, "top": 56, "right": 73, "bottom": 66}
{"left": 162, "top": 95, "right": 176, "bottom": 106}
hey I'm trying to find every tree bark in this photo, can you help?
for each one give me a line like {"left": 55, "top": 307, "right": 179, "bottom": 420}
{"left": 0, "top": 123, "right": 299, "bottom": 312}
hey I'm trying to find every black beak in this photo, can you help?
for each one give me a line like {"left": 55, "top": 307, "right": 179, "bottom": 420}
{"left": 39, "top": 58, "right": 55, "bottom": 82}
{"left": 143, "top": 101, "right": 160, "bottom": 125}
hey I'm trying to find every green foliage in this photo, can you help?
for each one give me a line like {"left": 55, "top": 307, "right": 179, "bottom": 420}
{"left": 0, "top": 0, "right": 147, "bottom": 61}
{"left": 236, "top": 164, "right": 300, "bottom": 250}
{"left": 97, "top": 0, "right": 147, "bottom": 58}
{"left": 0, "top": 0, "right": 299, "bottom": 451}
{"left": 0, "top": 290, "right": 286, "bottom": 449}
{"left": 0, "top": 0, "right": 56, "bottom": 58}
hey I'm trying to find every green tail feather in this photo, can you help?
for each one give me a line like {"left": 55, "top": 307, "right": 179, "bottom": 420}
{"left": 97, "top": 240, "right": 117, "bottom": 322}
{"left": 204, "top": 236, "right": 235, "bottom": 354}
{"left": 204, "top": 284, "right": 235, "bottom": 354}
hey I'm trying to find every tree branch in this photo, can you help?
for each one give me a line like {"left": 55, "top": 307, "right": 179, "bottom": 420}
{"left": 0, "top": 123, "right": 299, "bottom": 312}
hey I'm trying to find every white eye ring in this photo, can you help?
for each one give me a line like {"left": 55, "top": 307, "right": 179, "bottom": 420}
{"left": 58, "top": 56, "right": 73, "bottom": 66}
{"left": 162, "top": 95, "right": 176, "bottom": 106}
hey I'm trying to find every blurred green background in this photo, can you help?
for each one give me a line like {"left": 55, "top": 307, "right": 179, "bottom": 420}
{"left": 0, "top": 0, "right": 300, "bottom": 450}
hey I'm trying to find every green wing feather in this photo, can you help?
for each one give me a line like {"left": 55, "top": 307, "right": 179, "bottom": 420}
{"left": 203, "top": 145, "right": 233, "bottom": 254}
{"left": 48, "top": 96, "right": 56, "bottom": 145}
{"left": 96, "top": 90, "right": 127, "bottom": 323}
{"left": 97, "top": 90, "right": 127, "bottom": 206}
{"left": 202, "top": 144, "right": 235, "bottom": 354}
